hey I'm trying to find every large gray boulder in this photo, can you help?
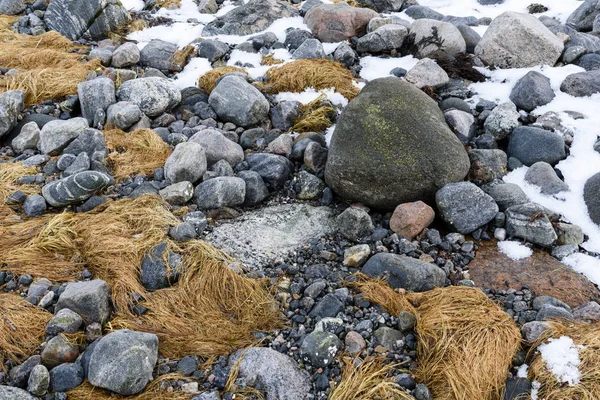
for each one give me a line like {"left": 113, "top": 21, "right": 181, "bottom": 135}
{"left": 116, "top": 77, "right": 181, "bottom": 117}
{"left": 202, "top": 0, "right": 298, "bottom": 36}
{"left": 567, "top": 0, "right": 600, "bottom": 32}
{"left": 0, "top": 90, "right": 24, "bottom": 139}
{"left": 45, "top": 0, "right": 130, "bottom": 41}
{"left": 228, "top": 347, "right": 310, "bottom": 400}
{"left": 208, "top": 75, "right": 270, "bottom": 127}
{"left": 435, "top": 182, "right": 499, "bottom": 234}
{"left": 325, "top": 77, "right": 470, "bottom": 210}
{"left": 475, "top": 11, "right": 564, "bottom": 68}
{"left": 87, "top": 330, "right": 158, "bottom": 395}
{"left": 78, "top": 78, "right": 116, "bottom": 126}
{"left": 409, "top": 19, "right": 466, "bottom": 58}
{"left": 304, "top": 3, "right": 379, "bottom": 42}
{"left": 0, "top": 0, "right": 26, "bottom": 15}
{"left": 356, "top": 0, "right": 404, "bottom": 13}
{"left": 362, "top": 253, "right": 446, "bottom": 292}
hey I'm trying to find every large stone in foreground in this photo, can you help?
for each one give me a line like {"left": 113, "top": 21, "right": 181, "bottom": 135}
{"left": 304, "top": 3, "right": 378, "bottom": 42}
{"left": 362, "top": 253, "right": 446, "bottom": 292}
{"left": 0, "top": 386, "right": 37, "bottom": 400}
{"left": 206, "top": 203, "right": 336, "bottom": 269}
{"left": 228, "top": 348, "right": 310, "bottom": 400}
{"left": 475, "top": 11, "right": 563, "bottom": 68}
{"left": 87, "top": 330, "right": 158, "bottom": 395}
{"left": 325, "top": 77, "right": 470, "bottom": 210}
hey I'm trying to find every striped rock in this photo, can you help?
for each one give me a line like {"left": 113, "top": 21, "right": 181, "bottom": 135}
{"left": 42, "top": 171, "right": 111, "bottom": 207}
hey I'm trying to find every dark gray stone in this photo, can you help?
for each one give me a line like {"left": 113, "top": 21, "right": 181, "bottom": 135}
{"left": 362, "top": 253, "right": 446, "bottom": 292}
{"left": 356, "top": 25, "right": 408, "bottom": 53}
{"left": 139, "top": 39, "right": 181, "bottom": 72}
{"left": 336, "top": 206, "right": 374, "bottom": 241}
{"left": 197, "top": 40, "right": 229, "bottom": 62}
{"left": 509, "top": 71, "right": 555, "bottom": 112}
{"left": 309, "top": 293, "right": 344, "bottom": 319}
{"left": 404, "top": 5, "right": 443, "bottom": 20}
{"left": 536, "top": 304, "right": 574, "bottom": 321}
{"left": 46, "top": 308, "right": 84, "bottom": 335}
{"left": 271, "top": 101, "right": 302, "bottom": 131}
{"left": 87, "top": 330, "right": 159, "bottom": 395}
{"left": 292, "top": 38, "right": 326, "bottom": 59}
{"left": 63, "top": 128, "right": 107, "bottom": 159}
{"left": 23, "top": 194, "right": 46, "bottom": 217}
{"left": 193, "top": 176, "right": 246, "bottom": 209}
{"left": 584, "top": 172, "right": 600, "bottom": 225}
{"left": 8, "top": 356, "right": 40, "bottom": 389}
{"left": 482, "top": 181, "right": 529, "bottom": 211}
{"left": 300, "top": 331, "right": 342, "bottom": 367}
{"left": 237, "top": 170, "right": 269, "bottom": 206}
{"left": 436, "top": 182, "right": 499, "bottom": 234}
{"left": 567, "top": 0, "right": 600, "bottom": 31}
{"left": 141, "top": 242, "right": 183, "bottom": 291}
{"left": 507, "top": 126, "right": 566, "bottom": 166}
{"left": 49, "top": 363, "right": 84, "bottom": 393}
{"left": 245, "top": 153, "right": 293, "bottom": 191}
{"left": 457, "top": 24, "right": 481, "bottom": 53}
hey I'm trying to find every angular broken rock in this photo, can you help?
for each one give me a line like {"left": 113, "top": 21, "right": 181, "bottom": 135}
{"left": 42, "top": 171, "right": 111, "bottom": 207}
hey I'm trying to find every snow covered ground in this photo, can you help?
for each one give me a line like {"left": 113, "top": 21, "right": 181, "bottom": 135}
{"left": 126, "top": 0, "right": 600, "bottom": 283}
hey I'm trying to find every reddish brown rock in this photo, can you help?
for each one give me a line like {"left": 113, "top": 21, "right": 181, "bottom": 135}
{"left": 468, "top": 240, "right": 599, "bottom": 308}
{"left": 41, "top": 335, "right": 79, "bottom": 369}
{"left": 304, "top": 4, "right": 378, "bottom": 42}
{"left": 389, "top": 201, "right": 435, "bottom": 239}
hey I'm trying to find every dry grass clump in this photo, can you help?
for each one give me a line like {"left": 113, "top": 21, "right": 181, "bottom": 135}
{"left": 0, "top": 294, "right": 52, "bottom": 372}
{"left": 0, "top": 196, "right": 180, "bottom": 312}
{"left": 528, "top": 321, "right": 600, "bottom": 400}
{"left": 0, "top": 16, "right": 101, "bottom": 105}
{"left": 67, "top": 374, "right": 192, "bottom": 400}
{"left": 291, "top": 94, "right": 336, "bottom": 133}
{"left": 108, "top": 19, "right": 149, "bottom": 41}
{"left": 354, "top": 279, "right": 522, "bottom": 400}
{"left": 197, "top": 66, "right": 247, "bottom": 93}
{"left": 261, "top": 54, "right": 284, "bottom": 66}
{"left": 265, "top": 59, "right": 359, "bottom": 100}
{"left": 0, "top": 161, "right": 38, "bottom": 205}
{"left": 332, "top": 0, "right": 361, "bottom": 6}
{"left": 170, "top": 45, "right": 195, "bottom": 71}
{"left": 110, "top": 242, "right": 284, "bottom": 359}
{"left": 330, "top": 357, "right": 414, "bottom": 400}
{"left": 154, "top": 0, "right": 182, "bottom": 9}
{"left": 104, "top": 129, "right": 172, "bottom": 181}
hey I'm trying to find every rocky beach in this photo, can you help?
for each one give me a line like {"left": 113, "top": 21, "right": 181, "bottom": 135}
{"left": 1, "top": 0, "right": 600, "bottom": 399}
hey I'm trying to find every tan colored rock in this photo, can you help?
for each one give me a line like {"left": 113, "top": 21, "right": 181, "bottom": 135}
{"left": 304, "top": 3, "right": 378, "bottom": 43}
{"left": 343, "top": 244, "right": 371, "bottom": 267}
{"left": 389, "top": 201, "right": 435, "bottom": 239}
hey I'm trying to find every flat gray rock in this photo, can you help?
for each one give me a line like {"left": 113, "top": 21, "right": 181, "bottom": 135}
{"left": 206, "top": 203, "right": 336, "bottom": 269}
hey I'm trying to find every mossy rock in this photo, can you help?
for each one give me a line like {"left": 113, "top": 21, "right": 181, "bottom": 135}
{"left": 325, "top": 77, "right": 470, "bottom": 210}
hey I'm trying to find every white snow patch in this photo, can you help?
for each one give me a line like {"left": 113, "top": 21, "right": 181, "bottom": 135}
{"left": 155, "top": 0, "right": 217, "bottom": 23}
{"left": 359, "top": 55, "right": 419, "bottom": 81}
{"left": 416, "top": 0, "right": 580, "bottom": 23}
{"left": 517, "top": 364, "right": 529, "bottom": 378}
{"left": 172, "top": 57, "right": 212, "bottom": 89}
{"left": 325, "top": 124, "right": 336, "bottom": 147}
{"left": 121, "top": 0, "right": 144, "bottom": 12}
{"left": 531, "top": 381, "right": 541, "bottom": 400}
{"left": 129, "top": 22, "right": 205, "bottom": 48}
{"left": 276, "top": 88, "right": 349, "bottom": 107}
{"left": 562, "top": 253, "right": 600, "bottom": 287}
{"left": 538, "top": 336, "right": 583, "bottom": 386}
{"left": 469, "top": 64, "right": 600, "bottom": 253}
{"left": 323, "top": 42, "right": 343, "bottom": 55}
{"left": 228, "top": 49, "right": 263, "bottom": 67}
{"left": 498, "top": 241, "right": 532, "bottom": 260}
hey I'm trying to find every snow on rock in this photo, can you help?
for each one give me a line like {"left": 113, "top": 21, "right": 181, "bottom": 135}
{"left": 359, "top": 55, "right": 419, "bottom": 81}
{"left": 172, "top": 58, "right": 212, "bottom": 89}
{"left": 498, "top": 241, "right": 532, "bottom": 261}
{"left": 538, "top": 336, "right": 584, "bottom": 386}
{"left": 562, "top": 253, "right": 600, "bottom": 287}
